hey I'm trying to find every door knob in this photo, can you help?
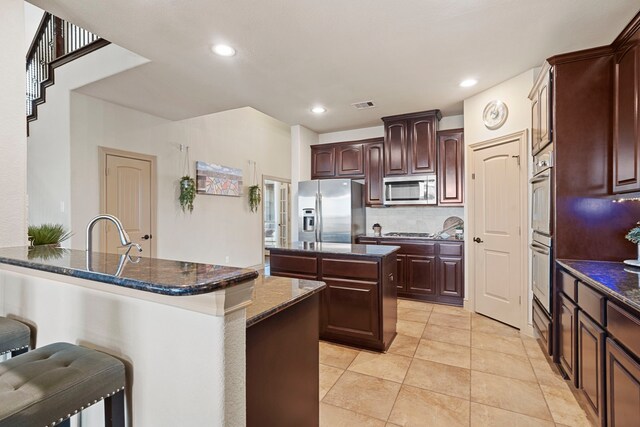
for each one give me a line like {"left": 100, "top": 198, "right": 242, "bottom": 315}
{"left": 473, "top": 237, "right": 484, "bottom": 243}
{"left": 142, "top": 234, "right": 151, "bottom": 240}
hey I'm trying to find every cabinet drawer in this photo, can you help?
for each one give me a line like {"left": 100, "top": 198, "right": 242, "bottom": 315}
{"left": 270, "top": 254, "right": 317, "bottom": 276}
{"left": 607, "top": 302, "right": 640, "bottom": 356}
{"left": 578, "top": 282, "right": 606, "bottom": 326}
{"left": 379, "top": 242, "right": 436, "bottom": 256}
{"left": 322, "top": 258, "right": 378, "bottom": 281}
{"left": 439, "top": 242, "right": 463, "bottom": 256}
{"left": 357, "top": 238, "right": 379, "bottom": 245}
{"left": 559, "top": 270, "right": 578, "bottom": 302}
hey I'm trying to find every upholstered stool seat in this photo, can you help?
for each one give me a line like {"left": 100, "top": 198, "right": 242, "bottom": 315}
{"left": 0, "top": 317, "right": 30, "bottom": 357}
{"left": 0, "top": 342, "right": 126, "bottom": 427}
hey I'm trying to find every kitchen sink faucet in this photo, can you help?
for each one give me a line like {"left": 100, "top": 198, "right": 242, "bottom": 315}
{"left": 86, "top": 214, "right": 142, "bottom": 256}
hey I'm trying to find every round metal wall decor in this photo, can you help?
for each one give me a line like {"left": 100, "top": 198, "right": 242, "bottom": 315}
{"left": 482, "top": 100, "right": 509, "bottom": 130}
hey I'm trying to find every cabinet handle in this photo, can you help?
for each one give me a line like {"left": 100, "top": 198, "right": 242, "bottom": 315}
{"left": 389, "top": 273, "right": 394, "bottom": 282}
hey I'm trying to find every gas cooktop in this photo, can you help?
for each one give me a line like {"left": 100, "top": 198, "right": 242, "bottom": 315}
{"left": 383, "top": 232, "right": 437, "bottom": 238}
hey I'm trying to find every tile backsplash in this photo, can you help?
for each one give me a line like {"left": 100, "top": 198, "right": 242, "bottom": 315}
{"left": 366, "top": 206, "right": 465, "bottom": 234}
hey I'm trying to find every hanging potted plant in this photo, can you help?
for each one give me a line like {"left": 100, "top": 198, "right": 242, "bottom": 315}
{"left": 178, "top": 145, "right": 196, "bottom": 213}
{"left": 179, "top": 175, "right": 196, "bottom": 213}
{"left": 248, "top": 184, "right": 261, "bottom": 212}
{"left": 248, "top": 160, "right": 261, "bottom": 213}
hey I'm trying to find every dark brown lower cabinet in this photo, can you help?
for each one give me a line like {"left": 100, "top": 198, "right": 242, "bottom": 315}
{"left": 606, "top": 338, "right": 640, "bottom": 427}
{"left": 532, "top": 297, "right": 552, "bottom": 356}
{"left": 578, "top": 311, "right": 605, "bottom": 426}
{"left": 356, "top": 237, "right": 464, "bottom": 306}
{"left": 406, "top": 254, "right": 436, "bottom": 295}
{"left": 321, "top": 277, "right": 379, "bottom": 343}
{"left": 269, "top": 249, "right": 397, "bottom": 351}
{"left": 247, "top": 294, "right": 319, "bottom": 427}
{"left": 558, "top": 293, "right": 578, "bottom": 385}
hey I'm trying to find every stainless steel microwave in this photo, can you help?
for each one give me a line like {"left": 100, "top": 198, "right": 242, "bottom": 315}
{"left": 383, "top": 175, "right": 437, "bottom": 205}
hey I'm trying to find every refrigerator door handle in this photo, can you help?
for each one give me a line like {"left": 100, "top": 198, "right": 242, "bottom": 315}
{"left": 314, "top": 194, "right": 320, "bottom": 242}
{"left": 318, "top": 193, "right": 323, "bottom": 242}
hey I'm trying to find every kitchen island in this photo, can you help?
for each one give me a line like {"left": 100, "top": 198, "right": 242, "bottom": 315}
{"left": 269, "top": 241, "right": 399, "bottom": 351}
{"left": 0, "top": 246, "right": 325, "bottom": 426}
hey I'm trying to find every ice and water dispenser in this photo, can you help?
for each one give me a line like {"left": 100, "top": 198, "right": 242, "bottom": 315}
{"left": 302, "top": 208, "right": 315, "bottom": 232}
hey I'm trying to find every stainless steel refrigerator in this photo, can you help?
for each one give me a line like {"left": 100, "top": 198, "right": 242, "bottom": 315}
{"left": 298, "top": 179, "right": 365, "bottom": 243}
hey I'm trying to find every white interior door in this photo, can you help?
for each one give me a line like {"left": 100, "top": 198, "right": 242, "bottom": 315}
{"left": 105, "top": 154, "right": 153, "bottom": 256}
{"left": 473, "top": 139, "right": 522, "bottom": 328}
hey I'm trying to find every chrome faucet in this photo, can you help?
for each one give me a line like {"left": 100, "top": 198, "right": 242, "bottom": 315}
{"left": 86, "top": 214, "right": 143, "bottom": 256}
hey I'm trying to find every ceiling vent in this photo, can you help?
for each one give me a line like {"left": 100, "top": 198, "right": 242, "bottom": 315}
{"left": 351, "top": 101, "right": 376, "bottom": 110}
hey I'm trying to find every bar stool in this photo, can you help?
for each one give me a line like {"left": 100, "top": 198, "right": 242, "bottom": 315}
{"left": 0, "top": 342, "right": 126, "bottom": 427}
{"left": 0, "top": 316, "right": 30, "bottom": 357}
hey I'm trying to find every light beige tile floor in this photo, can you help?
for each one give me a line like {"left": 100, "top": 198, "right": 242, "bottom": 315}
{"left": 319, "top": 298, "right": 594, "bottom": 427}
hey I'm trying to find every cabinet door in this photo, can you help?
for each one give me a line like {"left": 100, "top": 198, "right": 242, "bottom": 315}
{"left": 396, "top": 254, "right": 406, "bottom": 291}
{"left": 321, "top": 277, "right": 380, "bottom": 342}
{"left": 364, "top": 142, "right": 384, "bottom": 205}
{"left": 406, "top": 255, "right": 436, "bottom": 295}
{"left": 409, "top": 117, "right": 437, "bottom": 174}
{"left": 578, "top": 312, "right": 605, "bottom": 427}
{"left": 311, "top": 146, "right": 336, "bottom": 178}
{"left": 559, "top": 293, "right": 578, "bottom": 385}
{"left": 613, "top": 44, "right": 640, "bottom": 193}
{"left": 437, "top": 256, "right": 463, "bottom": 298}
{"left": 531, "top": 95, "right": 540, "bottom": 155}
{"left": 437, "top": 130, "right": 464, "bottom": 205}
{"left": 606, "top": 338, "right": 640, "bottom": 427}
{"left": 539, "top": 75, "right": 551, "bottom": 148}
{"left": 336, "top": 143, "right": 364, "bottom": 177}
{"left": 384, "top": 120, "right": 408, "bottom": 175}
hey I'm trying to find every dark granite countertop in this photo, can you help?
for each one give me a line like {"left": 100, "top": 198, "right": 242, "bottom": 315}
{"left": 0, "top": 246, "right": 258, "bottom": 296}
{"left": 358, "top": 233, "right": 464, "bottom": 242}
{"left": 268, "top": 241, "right": 399, "bottom": 257}
{"left": 557, "top": 259, "right": 640, "bottom": 313}
{"left": 245, "top": 272, "right": 326, "bottom": 327}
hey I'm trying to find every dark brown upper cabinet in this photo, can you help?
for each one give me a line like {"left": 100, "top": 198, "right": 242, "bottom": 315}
{"left": 410, "top": 117, "right": 437, "bottom": 174}
{"left": 529, "top": 62, "right": 552, "bottom": 156}
{"left": 336, "top": 143, "right": 364, "bottom": 177}
{"left": 364, "top": 141, "right": 384, "bottom": 206}
{"left": 311, "top": 145, "right": 335, "bottom": 178}
{"left": 437, "top": 129, "right": 464, "bottom": 205}
{"left": 382, "top": 110, "right": 441, "bottom": 177}
{"left": 383, "top": 120, "right": 408, "bottom": 175}
{"left": 613, "top": 42, "right": 640, "bottom": 193}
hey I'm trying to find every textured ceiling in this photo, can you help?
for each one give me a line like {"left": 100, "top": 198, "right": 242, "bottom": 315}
{"left": 28, "top": 0, "right": 639, "bottom": 133}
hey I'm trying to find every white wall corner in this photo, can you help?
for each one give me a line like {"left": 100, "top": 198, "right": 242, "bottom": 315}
{"left": 290, "top": 125, "right": 318, "bottom": 238}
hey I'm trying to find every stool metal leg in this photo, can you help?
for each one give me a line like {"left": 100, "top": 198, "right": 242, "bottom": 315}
{"left": 104, "top": 390, "right": 125, "bottom": 427}
{"left": 10, "top": 347, "right": 28, "bottom": 358}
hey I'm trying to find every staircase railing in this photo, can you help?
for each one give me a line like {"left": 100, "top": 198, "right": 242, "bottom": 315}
{"left": 26, "top": 12, "right": 109, "bottom": 122}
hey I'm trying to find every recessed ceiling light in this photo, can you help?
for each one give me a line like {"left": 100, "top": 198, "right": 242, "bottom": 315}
{"left": 459, "top": 79, "right": 478, "bottom": 88}
{"left": 212, "top": 44, "right": 236, "bottom": 57}
{"left": 311, "top": 106, "right": 326, "bottom": 114}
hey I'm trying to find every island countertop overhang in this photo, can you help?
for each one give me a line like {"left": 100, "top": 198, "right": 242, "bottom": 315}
{"left": 0, "top": 246, "right": 258, "bottom": 296}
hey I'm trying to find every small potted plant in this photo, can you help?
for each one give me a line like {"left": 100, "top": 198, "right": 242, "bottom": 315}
{"left": 28, "top": 223, "right": 72, "bottom": 248}
{"left": 625, "top": 222, "right": 640, "bottom": 263}
{"left": 179, "top": 175, "right": 196, "bottom": 213}
{"left": 248, "top": 184, "right": 261, "bottom": 213}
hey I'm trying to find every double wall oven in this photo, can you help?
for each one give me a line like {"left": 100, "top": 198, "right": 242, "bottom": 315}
{"left": 530, "top": 143, "right": 553, "bottom": 314}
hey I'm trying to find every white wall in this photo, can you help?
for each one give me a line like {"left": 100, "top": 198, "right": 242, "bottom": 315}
{"left": 24, "top": 2, "right": 44, "bottom": 51}
{"left": 0, "top": 0, "right": 27, "bottom": 247}
{"left": 27, "top": 44, "right": 150, "bottom": 237}
{"left": 463, "top": 69, "right": 535, "bottom": 327}
{"left": 290, "top": 125, "right": 318, "bottom": 237}
{"left": 70, "top": 95, "right": 291, "bottom": 267}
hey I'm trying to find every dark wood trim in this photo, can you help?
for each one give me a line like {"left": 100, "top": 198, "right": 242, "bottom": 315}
{"left": 548, "top": 45, "right": 613, "bottom": 66}
{"left": 612, "top": 10, "right": 640, "bottom": 51}
{"left": 381, "top": 109, "right": 442, "bottom": 122}
{"left": 437, "top": 128, "right": 463, "bottom": 135}
{"left": 27, "top": 38, "right": 111, "bottom": 132}
{"left": 310, "top": 137, "right": 384, "bottom": 150}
